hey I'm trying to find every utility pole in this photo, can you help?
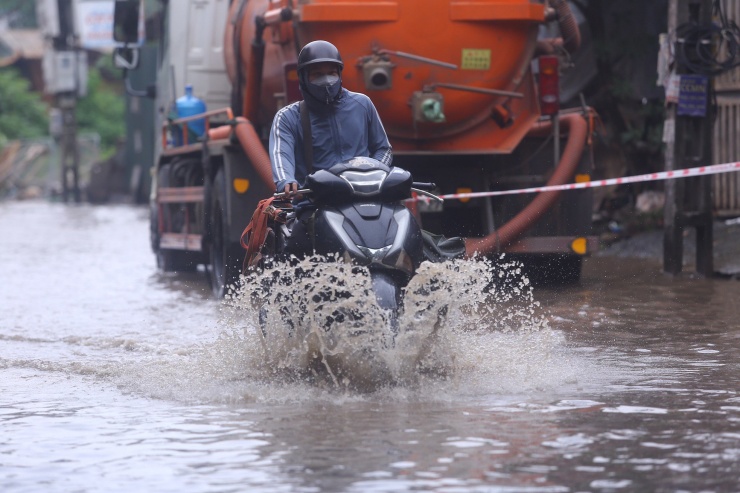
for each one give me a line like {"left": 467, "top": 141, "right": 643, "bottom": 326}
{"left": 58, "top": 93, "right": 81, "bottom": 203}
{"left": 37, "top": 0, "right": 87, "bottom": 203}
{"left": 663, "top": 0, "right": 714, "bottom": 276}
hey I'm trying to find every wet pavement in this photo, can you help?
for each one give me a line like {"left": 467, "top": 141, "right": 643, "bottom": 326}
{"left": 1, "top": 200, "right": 740, "bottom": 492}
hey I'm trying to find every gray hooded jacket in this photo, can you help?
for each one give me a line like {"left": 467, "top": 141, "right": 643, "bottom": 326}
{"left": 269, "top": 88, "right": 392, "bottom": 193}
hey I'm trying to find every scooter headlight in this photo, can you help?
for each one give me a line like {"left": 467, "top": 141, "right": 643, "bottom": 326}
{"left": 340, "top": 169, "right": 387, "bottom": 196}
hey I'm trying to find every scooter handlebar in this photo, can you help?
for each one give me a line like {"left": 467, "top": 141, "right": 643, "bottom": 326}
{"left": 273, "top": 189, "right": 312, "bottom": 199}
{"left": 412, "top": 182, "right": 436, "bottom": 191}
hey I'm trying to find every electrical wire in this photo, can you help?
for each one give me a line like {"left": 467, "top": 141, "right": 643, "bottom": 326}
{"left": 675, "top": 0, "right": 740, "bottom": 76}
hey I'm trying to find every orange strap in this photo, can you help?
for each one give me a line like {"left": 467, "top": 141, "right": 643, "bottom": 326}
{"left": 240, "top": 197, "right": 277, "bottom": 269}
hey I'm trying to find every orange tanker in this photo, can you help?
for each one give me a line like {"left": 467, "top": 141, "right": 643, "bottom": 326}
{"left": 228, "top": 0, "right": 545, "bottom": 154}
{"left": 114, "top": 0, "right": 598, "bottom": 296}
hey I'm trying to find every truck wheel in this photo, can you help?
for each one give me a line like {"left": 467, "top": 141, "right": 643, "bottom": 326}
{"left": 208, "top": 169, "right": 242, "bottom": 297}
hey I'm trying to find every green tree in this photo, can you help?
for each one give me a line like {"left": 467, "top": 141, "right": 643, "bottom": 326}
{"left": 77, "top": 59, "right": 125, "bottom": 157}
{"left": 0, "top": 68, "right": 48, "bottom": 145}
{"left": 0, "top": 60, "right": 125, "bottom": 157}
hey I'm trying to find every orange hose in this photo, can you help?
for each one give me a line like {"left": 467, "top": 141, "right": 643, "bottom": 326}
{"left": 551, "top": 0, "right": 581, "bottom": 54}
{"left": 207, "top": 118, "right": 275, "bottom": 191}
{"left": 537, "top": 2, "right": 580, "bottom": 56}
{"left": 208, "top": 125, "right": 232, "bottom": 141}
{"left": 233, "top": 117, "right": 275, "bottom": 190}
{"left": 464, "top": 111, "right": 590, "bottom": 258}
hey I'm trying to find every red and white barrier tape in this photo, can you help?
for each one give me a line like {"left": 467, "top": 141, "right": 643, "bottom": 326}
{"left": 415, "top": 161, "right": 740, "bottom": 202}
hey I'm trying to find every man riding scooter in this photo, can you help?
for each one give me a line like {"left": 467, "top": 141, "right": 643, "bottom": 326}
{"left": 268, "top": 40, "right": 393, "bottom": 258}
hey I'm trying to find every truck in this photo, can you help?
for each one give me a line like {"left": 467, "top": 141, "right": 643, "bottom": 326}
{"left": 113, "top": 0, "right": 598, "bottom": 297}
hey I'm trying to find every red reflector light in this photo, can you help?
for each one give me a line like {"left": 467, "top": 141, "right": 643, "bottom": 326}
{"left": 538, "top": 55, "right": 560, "bottom": 116}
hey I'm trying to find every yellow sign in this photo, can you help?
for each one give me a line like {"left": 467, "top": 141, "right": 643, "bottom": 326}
{"left": 233, "top": 178, "right": 250, "bottom": 194}
{"left": 461, "top": 49, "right": 491, "bottom": 70}
{"left": 570, "top": 237, "right": 588, "bottom": 255}
{"left": 456, "top": 187, "right": 472, "bottom": 203}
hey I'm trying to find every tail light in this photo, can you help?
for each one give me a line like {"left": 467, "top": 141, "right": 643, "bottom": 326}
{"left": 538, "top": 55, "right": 560, "bottom": 116}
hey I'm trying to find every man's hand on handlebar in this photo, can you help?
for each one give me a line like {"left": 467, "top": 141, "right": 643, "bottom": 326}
{"left": 276, "top": 182, "right": 303, "bottom": 200}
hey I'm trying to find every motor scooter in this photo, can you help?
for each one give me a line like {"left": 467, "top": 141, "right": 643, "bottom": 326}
{"left": 246, "top": 156, "right": 460, "bottom": 329}
{"left": 242, "top": 157, "right": 465, "bottom": 388}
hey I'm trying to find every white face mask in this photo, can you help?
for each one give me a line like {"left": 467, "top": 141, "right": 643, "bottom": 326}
{"left": 310, "top": 74, "right": 340, "bottom": 87}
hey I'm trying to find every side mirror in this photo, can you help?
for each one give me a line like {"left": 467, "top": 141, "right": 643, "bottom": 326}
{"left": 113, "top": 0, "right": 141, "bottom": 44}
{"left": 112, "top": 0, "right": 155, "bottom": 98}
{"left": 113, "top": 46, "right": 139, "bottom": 70}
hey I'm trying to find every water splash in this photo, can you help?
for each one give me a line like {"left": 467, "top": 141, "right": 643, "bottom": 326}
{"left": 49, "top": 254, "right": 577, "bottom": 404}
{"left": 212, "top": 254, "right": 559, "bottom": 394}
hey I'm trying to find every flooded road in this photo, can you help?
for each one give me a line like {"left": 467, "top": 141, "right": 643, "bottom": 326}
{"left": 2, "top": 200, "right": 740, "bottom": 492}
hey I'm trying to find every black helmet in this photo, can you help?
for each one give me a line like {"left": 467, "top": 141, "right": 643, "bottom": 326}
{"left": 297, "top": 40, "right": 344, "bottom": 106}
{"left": 297, "top": 40, "right": 344, "bottom": 73}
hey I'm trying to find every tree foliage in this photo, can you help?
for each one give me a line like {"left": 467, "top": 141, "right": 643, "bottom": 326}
{"left": 77, "top": 57, "right": 125, "bottom": 156}
{"left": 0, "top": 68, "right": 48, "bottom": 144}
{"left": 0, "top": 58, "right": 125, "bottom": 157}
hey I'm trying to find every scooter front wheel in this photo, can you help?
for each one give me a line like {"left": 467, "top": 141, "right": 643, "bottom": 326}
{"left": 370, "top": 270, "right": 403, "bottom": 332}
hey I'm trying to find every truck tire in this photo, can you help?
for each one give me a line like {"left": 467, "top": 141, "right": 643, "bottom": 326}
{"left": 208, "top": 169, "right": 243, "bottom": 297}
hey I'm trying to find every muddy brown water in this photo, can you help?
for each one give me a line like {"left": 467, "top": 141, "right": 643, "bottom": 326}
{"left": 1, "top": 201, "right": 739, "bottom": 492}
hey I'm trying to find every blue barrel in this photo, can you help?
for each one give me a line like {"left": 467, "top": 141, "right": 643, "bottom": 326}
{"left": 175, "top": 85, "right": 206, "bottom": 141}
